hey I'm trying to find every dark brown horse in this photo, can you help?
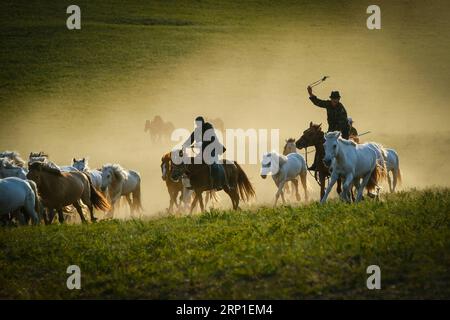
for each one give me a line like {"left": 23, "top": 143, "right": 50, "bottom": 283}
{"left": 27, "top": 162, "right": 111, "bottom": 224}
{"left": 295, "top": 122, "right": 342, "bottom": 199}
{"left": 161, "top": 152, "right": 183, "bottom": 213}
{"left": 170, "top": 154, "right": 255, "bottom": 213}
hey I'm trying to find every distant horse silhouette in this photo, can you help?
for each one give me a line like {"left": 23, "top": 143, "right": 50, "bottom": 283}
{"left": 144, "top": 116, "right": 175, "bottom": 142}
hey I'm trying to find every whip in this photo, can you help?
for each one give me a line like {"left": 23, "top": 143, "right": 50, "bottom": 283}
{"left": 308, "top": 76, "right": 329, "bottom": 88}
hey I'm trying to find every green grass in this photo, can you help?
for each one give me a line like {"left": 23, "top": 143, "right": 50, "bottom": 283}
{"left": 1, "top": 188, "right": 449, "bottom": 299}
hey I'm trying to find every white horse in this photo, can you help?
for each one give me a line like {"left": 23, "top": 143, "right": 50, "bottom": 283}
{"left": 0, "top": 151, "right": 26, "bottom": 167}
{"left": 261, "top": 151, "right": 308, "bottom": 206}
{"left": 0, "top": 177, "right": 39, "bottom": 225}
{"left": 0, "top": 158, "right": 28, "bottom": 180}
{"left": 321, "top": 131, "right": 386, "bottom": 203}
{"left": 72, "top": 158, "right": 103, "bottom": 191}
{"left": 384, "top": 148, "right": 402, "bottom": 192}
{"left": 101, "top": 164, "right": 143, "bottom": 218}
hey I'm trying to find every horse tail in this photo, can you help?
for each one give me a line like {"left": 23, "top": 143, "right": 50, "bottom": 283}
{"left": 27, "top": 180, "right": 40, "bottom": 215}
{"left": 132, "top": 180, "right": 144, "bottom": 213}
{"left": 27, "top": 180, "right": 40, "bottom": 224}
{"left": 85, "top": 173, "right": 111, "bottom": 211}
{"left": 234, "top": 162, "right": 256, "bottom": 202}
{"left": 393, "top": 151, "right": 402, "bottom": 186}
{"left": 367, "top": 162, "right": 387, "bottom": 192}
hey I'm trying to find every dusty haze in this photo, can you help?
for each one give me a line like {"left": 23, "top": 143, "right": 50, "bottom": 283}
{"left": 1, "top": 1, "right": 449, "bottom": 217}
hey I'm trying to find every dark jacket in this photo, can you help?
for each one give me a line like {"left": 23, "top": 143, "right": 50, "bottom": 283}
{"left": 309, "top": 95, "right": 350, "bottom": 138}
{"left": 183, "top": 122, "right": 226, "bottom": 159}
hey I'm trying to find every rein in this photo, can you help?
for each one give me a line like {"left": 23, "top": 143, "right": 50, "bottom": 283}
{"left": 304, "top": 147, "right": 322, "bottom": 186}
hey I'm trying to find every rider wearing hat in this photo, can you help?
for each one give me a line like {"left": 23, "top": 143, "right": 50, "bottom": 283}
{"left": 182, "top": 116, "right": 228, "bottom": 190}
{"left": 307, "top": 86, "right": 350, "bottom": 139}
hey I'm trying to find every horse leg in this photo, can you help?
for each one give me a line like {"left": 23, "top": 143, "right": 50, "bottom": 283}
{"left": 336, "top": 178, "right": 342, "bottom": 195}
{"left": 190, "top": 194, "right": 199, "bottom": 215}
{"left": 48, "top": 208, "right": 56, "bottom": 224}
{"left": 357, "top": 172, "right": 372, "bottom": 202}
{"left": 321, "top": 173, "right": 339, "bottom": 204}
{"left": 57, "top": 208, "right": 65, "bottom": 224}
{"left": 293, "top": 179, "right": 301, "bottom": 201}
{"left": 73, "top": 201, "right": 87, "bottom": 223}
{"left": 387, "top": 171, "right": 393, "bottom": 193}
{"left": 300, "top": 171, "right": 308, "bottom": 202}
{"left": 125, "top": 194, "right": 133, "bottom": 217}
{"left": 342, "top": 174, "right": 354, "bottom": 203}
{"left": 274, "top": 180, "right": 286, "bottom": 206}
{"left": 197, "top": 191, "right": 205, "bottom": 212}
{"left": 392, "top": 169, "right": 398, "bottom": 192}
{"left": 319, "top": 172, "right": 326, "bottom": 199}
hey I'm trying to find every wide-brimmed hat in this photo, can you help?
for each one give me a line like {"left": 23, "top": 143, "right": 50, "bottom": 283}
{"left": 330, "top": 91, "right": 341, "bottom": 99}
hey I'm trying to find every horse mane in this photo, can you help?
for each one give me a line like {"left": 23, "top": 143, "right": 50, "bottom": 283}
{"left": 30, "top": 151, "right": 49, "bottom": 158}
{"left": 161, "top": 152, "right": 172, "bottom": 163}
{"left": 339, "top": 137, "right": 357, "bottom": 147}
{"left": 0, "top": 157, "right": 15, "bottom": 168}
{"left": 269, "top": 151, "right": 287, "bottom": 166}
{"left": 29, "top": 161, "right": 63, "bottom": 176}
{"left": 0, "top": 151, "right": 26, "bottom": 167}
{"left": 103, "top": 163, "right": 127, "bottom": 182}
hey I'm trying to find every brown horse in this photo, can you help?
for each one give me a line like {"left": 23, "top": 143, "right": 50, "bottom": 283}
{"left": 27, "top": 162, "right": 110, "bottom": 224}
{"left": 170, "top": 153, "right": 255, "bottom": 213}
{"left": 295, "top": 122, "right": 342, "bottom": 199}
{"left": 161, "top": 152, "right": 183, "bottom": 213}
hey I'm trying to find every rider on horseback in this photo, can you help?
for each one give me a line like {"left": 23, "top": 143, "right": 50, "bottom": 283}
{"left": 182, "top": 116, "right": 229, "bottom": 190}
{"left": 307, "top": 86, "right": 351, "bottom": 171}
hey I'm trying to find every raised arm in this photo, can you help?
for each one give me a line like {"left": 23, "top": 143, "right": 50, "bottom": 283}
{"left": 307, "top": 86, "right": 328, "bottom": 109}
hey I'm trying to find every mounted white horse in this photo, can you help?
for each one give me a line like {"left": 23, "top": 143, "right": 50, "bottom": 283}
{"left": 0, "top": 177, "right": 39, "bottom": 225}
{"left": 321, "top": 131, "right": 386, "bottom": 203}
{"left": 72, "top": 158, "right": 103, "bottom": 191}
{"left": 101, "top": 164, "right": 143, "bottom": 218}
{"left": 260, "top": 151, "right": 309, "bottom": 206}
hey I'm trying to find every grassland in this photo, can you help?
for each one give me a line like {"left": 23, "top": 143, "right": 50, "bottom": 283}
{"left": 1, "top": 188, "right": 449, "bottom": 299}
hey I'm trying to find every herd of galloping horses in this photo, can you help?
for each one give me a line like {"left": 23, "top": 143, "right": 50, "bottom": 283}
{"left": 0, "top": 120, "right": 402, "bottom": 226}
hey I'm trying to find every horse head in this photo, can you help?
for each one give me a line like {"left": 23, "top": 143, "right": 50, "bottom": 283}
{"left": 296, "top": 122, "right": 323, "bottom": 149}
{"left": 160, "top": 153, "right": 172, "bottom": 181}
{"left": 260, "top": 151, "right": 281, "bottom": 178}
{"left": 101, "top": 164, "right": 127, "bottom": 192}
{"left": 72, "top": 158, "right": 87, "bottom": 171}
{"left": 323, "top": 131, "right": 342, "bottom": 167}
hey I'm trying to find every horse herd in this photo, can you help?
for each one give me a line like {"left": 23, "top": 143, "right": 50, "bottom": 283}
{"left": 0, "top": 152, "right": 142, "bottom": 225}
{"left": 0, "top": 121, "right": 402, "bottom": 226}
